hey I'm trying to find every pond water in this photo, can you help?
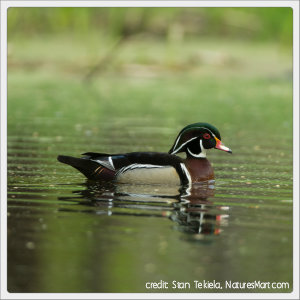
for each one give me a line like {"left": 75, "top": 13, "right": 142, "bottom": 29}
{"left": 7, "top": 115, "right": 293, "bottom": 293}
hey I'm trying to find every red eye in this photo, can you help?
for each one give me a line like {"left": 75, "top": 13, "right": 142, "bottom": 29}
{"left": 203, "top": 133, "right": 211, "bottom": 139}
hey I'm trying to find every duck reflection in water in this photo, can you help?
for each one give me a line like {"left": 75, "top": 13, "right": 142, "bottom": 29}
{"left": 59, "top": 180, "right": 229, "bottom": 238}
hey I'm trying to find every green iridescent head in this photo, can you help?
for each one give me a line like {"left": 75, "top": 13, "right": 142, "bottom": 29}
{"left": 169, "top": 122, "right": 232, "bottom": 158}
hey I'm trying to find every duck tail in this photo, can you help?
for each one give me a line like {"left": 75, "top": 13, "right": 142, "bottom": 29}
{"left": 57, "top": 155, "right": 100, "bottom": 179}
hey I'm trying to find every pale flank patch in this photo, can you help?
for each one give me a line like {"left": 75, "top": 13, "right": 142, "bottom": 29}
{"left": 117, "top": 166, "right": 181, "bottom": 185}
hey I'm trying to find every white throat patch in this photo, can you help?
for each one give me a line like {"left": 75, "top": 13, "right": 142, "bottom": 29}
{"left": 187, "top": 139, "right": 206, "bottom": 158}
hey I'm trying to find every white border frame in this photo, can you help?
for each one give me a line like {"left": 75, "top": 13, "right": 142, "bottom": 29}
{"left": 1, "top": 1, "right": 299, "bottom": 299}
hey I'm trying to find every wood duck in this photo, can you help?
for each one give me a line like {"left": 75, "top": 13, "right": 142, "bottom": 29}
{"left": 57, "top": 122, "right": 232, "bottom": 186}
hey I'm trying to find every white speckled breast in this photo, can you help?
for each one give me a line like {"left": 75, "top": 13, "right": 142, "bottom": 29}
{"left": 116, "top": 166, "right": 181, "bottom": 185}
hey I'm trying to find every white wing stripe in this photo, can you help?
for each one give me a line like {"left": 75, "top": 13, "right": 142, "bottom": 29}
{"left": 116, "top": 163, "right": 164, "bottom": 176}
{"left": 108, "top": 156, "right": 115, "bottom": 170}
{"left": 91, "top": 158, "right": 114, "bottom": 171}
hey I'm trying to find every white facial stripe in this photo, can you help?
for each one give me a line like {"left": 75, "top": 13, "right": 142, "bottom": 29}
{"left": 171, "top": 126, "right": 217, "bottom": 154}
{"left": 172, "top": 127, "right": 205, "bottom": 151}
{"left": 200, "top": 140, "right": 207, "bottom": 157}
{"left": 187, "top": 148, "right": 206, "bottom": 158}
{"left": 171, "top": 136, "right": 198, "bottom": 154}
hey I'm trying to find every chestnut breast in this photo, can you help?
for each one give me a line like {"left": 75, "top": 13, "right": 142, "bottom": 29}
{"left": 184, "top": 158, "right": 214, "bottom": 182}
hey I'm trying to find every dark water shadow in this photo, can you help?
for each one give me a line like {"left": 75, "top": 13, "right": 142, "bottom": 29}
{"left": 58, "top": 181, "right": 230, "bottom": 239}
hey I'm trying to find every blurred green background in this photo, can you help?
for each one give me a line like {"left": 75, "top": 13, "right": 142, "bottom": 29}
{"left": 8, "top": 7, "right": 292, "bottom": 45}
{"left": 8, "top": 7, "right": 293, "bottom": 137}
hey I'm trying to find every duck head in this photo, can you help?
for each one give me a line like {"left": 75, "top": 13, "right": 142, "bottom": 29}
{"left": 168, "top": 122, "right": 232, "bottom": 158}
